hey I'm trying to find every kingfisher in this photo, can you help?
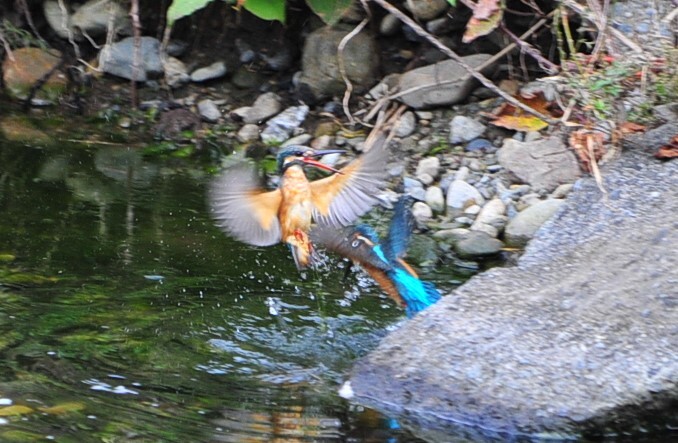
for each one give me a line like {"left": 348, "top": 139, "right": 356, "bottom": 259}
{"left": 208, "top": 138, "right": 389, "bottom": 270}
{"left": 311, "top": 197, "right": 441, "bottom": 317}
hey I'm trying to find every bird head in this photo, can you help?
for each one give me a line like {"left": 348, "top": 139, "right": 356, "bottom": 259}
{"left": 276, "top": 146, "right": 345, "bottom": 174}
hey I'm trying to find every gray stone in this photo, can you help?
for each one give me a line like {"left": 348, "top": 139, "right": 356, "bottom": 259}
{"left": 349, "top": 122, "right": 678, "bottom": 439}
{"left": 454, "top": 166, "right": 470, "bottom": 182}
{"left": 379, "top": 13, "right": 401, "bottom": 36}
{"left": 498, "top": 136, "right": 582, "bottom": 193}
{"left": 260, "top": 105, "right": 309, "bottom": 144}
{"left": 417, "top": 173, "right": 434, "bottom": 186}
{"left": 415, "top": 156, "right": 440, "bottom": 180}
{"left": 505, "top": 199, "right": 564, "bottom": 247}
{"left": 406, "top": 235, "right": 439, "bottom": 267}
{"left": 281, "top": 134, "right": 313, "bottom": 147}
{"left": 164, "top": 57, "right": 189, "bottom": 88}
{"left": 449, "top": 116, "right": 487, "bottom": 144}
{"left": 197, "top": 99, "right": 221, "bottom": 123}
{"left": 190, "top": 61, "right": 227, "bottom": 82}
{"left": 406, "top": 0, "right": 449, "bottom": 20}
{"left": 433, "top": 228, "right": 470, "bottom": 244}
{"left": 395, "top": 54, "right": 494, "bottom": 109}
{"left": 396, "top": 111, "right": 417, "bottom": 138}
{"left": 454, "top": 230, "right": 504, "bottom": 258}
{"left": 99, "top": 37, "right": 163, "bottom": 82}
{"left": 233, "top": 92, "right": 282, "bottom": 124}
{"left": 411, "top": 201, "right": 433, "bottom": 223}
{"left": 551, "top": 183, "right": 574, "bottom": 199}
{"left": 72, "top": 0, "right": 130, "bottom": 37}
{"left": 446, "top": 180, "right": 485, "bottom": 213}
{"left": 43, "top": 1, "right": 73, "bottom": 39}
{"left": 236, "top": 124, "right": 260, "bottom": 143}
{"left": 299, "top": 26, "right": 379, "bottom": 100}
{"left": 425, "top": 186, "right": 445, "bottom": 213}
{"left": 471, "top": 198, "right": 507, "bottom": 237}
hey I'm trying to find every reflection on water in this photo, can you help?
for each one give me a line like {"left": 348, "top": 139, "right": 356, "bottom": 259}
{"left": 0, "top": 137, "right": 441, "bottom": 442}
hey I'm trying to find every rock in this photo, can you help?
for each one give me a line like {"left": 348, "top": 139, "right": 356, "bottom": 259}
{"left": 411, "top": 202, "right": 433, "bottom": 223}
{"left": 164, "top": 57, "right": 190, "bottom": 88}
{"left": 260, "top": 105, "right": 309, "bottom": 144}
{"left": 190, "top": 61, "right": 227, "bottom": 82}
{"left": 237, "top": 124, "right": 260, "bottom": 143}
{"left": 299, "top": 26, "right": 379, "bottom": 100}
{"left": 446, "top": 180, "right": 485, "bottom": 214}
{"left": 396, "top": 111, "right": 417, "bottom": 138}
{"left": 464, "top": 204, "right": 481, "bottom": 215}
{"left": 379, "top": 13, "right": 401, "bottom": 36}
{"left": 454, "top": 231, "right": 504, "bottom": 258}
{"left": 417, "top": 173, "right": 434, "bottom": 186}
{"left": 232, "top": 92, "right": 282, "bottom": 124}
{"left": 449, "top": 116, "right": 487, "bottom": 144}
{"left": 153, "top": 108, "right": 200, "bottom": 140}
{"left": 433, "top": 228, "right": 470, "bottom": 244}
{"left": 404, "top": 177, "right": 425, "bottom": 201}
{"left": 261, "top": 46, "right": 293, "bottom": 72}
{"left": 465, "top": 138, "right": 493, "bottom": 152}
{"left": 471, "top": 198, "right": 507, "bottom": 237}
{"left": 43, "top": 1, "right": 73, "bottom": 39}
{"left": 393, "top": 54, "right": 494, "bottom": 109}
{"left": 504, "top": 199, "right": 564, "bottom": 247}
{"left": 0, "top": 115, "right": 50, "bottom": 143}
{"left": 99, "top": 37, "right": 163, "bottom": 82}
{"left": 281, "top": 134, "right": 313, "bottom": 147}
{"left": 551, "top": 183, "right": 574, "bottom": 199}
{"left": 454, "top": 166, "right": 470, "bottom": 182}
{"left": 415, "top": 156, "right": 440, "bottom": 180}
{"left": 349, "top": 123, "right": 678, "bottom": 438}
{"left": 197, "top": 99, "right": 221, "bottom": 123}
{"left": 231, "top": 66, "right": 262, "bottom": 89}
{"left": 406, "top": 0, "right": 449, "bottom": 20}
{"left": 2, "top": 47, "right": 66, "bottom": 103}
{"left": 425, "top": 186, "right": 445, "bottom": 213}
{"left": 406, "top": 235, "right": 439, "bottom": 267}
{"left": 498, "top": 136, "right": 582, "bottom": 193}
{"left": 71, "top": 0, "right": 130, "bottom": 37}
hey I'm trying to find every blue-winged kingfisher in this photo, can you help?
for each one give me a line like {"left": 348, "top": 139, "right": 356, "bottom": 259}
{"left": 208, "top": 139, "right": 389, "bottom": 270}
{"left": 311, "top": 197, "right": 441, "bottom": 317}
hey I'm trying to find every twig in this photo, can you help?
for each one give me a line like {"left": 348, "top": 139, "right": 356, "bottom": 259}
{"left": 499, "top": 23, "right": 559, "bottom": 74}
{"left": 58, "top": 0, "right": 82, "bottom": 61}
{"left": 0, "top": 28, "right": 13, "bottom": 62}
{"left": 662, "top": 7, "right": 678, "bottom": 24}
{"left": 130, "top": 0, "right": 142, "bottom": 107}
{"left": 18, "top": 0, "right": 45, "bottom": 43}
{"left": 338, "top": 16, "right": 370, "bottom": 125}
{"left": 370, "top": 0, "right": 559, "bottom": 124}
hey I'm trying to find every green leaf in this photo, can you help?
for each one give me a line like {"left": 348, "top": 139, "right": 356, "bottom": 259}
{"left": 306, "top": 0, "right": 353, "bottom": 25}
{"left": 447, "top": 0, "right": 458, "bottom": 6}
{"left": 167, "top": 0, "right": 216, "bottom": 25}
{"left": 243, "top": 0, "right": 286, "bottom": 22}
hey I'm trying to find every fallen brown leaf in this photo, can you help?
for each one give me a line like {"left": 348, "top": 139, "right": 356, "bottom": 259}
{"left": 655, "top": 135, "right": 678, "bottom": 160}
{"left": 463, "top": 0, "right": 503, "bottom": 43}
{"left": 619, "top": 121, "right": 647, "bottom": 134}
{"left": 569, "top": 130, "right": 606, "bottom": 173}
{"left": 487, "top": 91, "right": 560, "bottom": 131}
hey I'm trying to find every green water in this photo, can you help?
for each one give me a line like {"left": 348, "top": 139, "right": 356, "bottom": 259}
{"left": 0, "top": 131, "right": 464, "bottom": 442}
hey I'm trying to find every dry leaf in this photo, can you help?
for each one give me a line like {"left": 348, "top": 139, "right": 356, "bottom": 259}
{"left": 569, "top": 130, "right": 606, "bottom": 172}
{"left": 655, "top": 135, "right": 678, "bottom": 160}
{"left": 487, "top": 91, "right": 558, "bottom": 131}
{"left": 463, "top": 0, "right": 503, "bottom": 43}
{"left": 619, "top": 121, "right": 646, "bottom": 134}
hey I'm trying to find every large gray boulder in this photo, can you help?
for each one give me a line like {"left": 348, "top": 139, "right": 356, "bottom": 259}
{"left": 348, "top": 123, "right": 678, "bottom": 439}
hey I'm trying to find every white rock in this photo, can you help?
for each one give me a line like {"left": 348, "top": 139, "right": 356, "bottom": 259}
{"left": 243, "top": 92, "right": 282, "bottom": 124}
{"left": 197, "top": 99, "right": 221, "bottom": 123}
{"left": 412, "top": 201, "right": 433, "bottom": 222}
{"left": 191, "top": 61, "right": 227, "bottom": 82}
{"left": 454, "top": 166, "right": 470, "bottom": 182}
{"left": 237, "top": 124, "right": 260, "bottom": 142}
{"left": 505, "top": 199, "right": 565, "bottom": 247}
{"left": 425, "top": 186, "right": 445, "bottom": 213}
{"left": 416, "top": 156, "right": 440, "bottom": 179}
{"left": 446, "top": 180, "right": 485, "bottom": 213}
{"left": 396, "top": 111, "right": 417, "bottom": 137}
{"left": 464, "top": 204, "right": 481, "bottom": 215}
{"left": 164, "top": 57, "right": 189, "bottom": 88}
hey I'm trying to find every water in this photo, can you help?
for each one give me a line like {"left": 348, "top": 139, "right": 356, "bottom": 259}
{"left": 0, "top": 130, "right": 462, "bottom": 442}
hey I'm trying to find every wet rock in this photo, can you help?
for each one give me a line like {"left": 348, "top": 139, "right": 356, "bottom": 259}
{"left": 446, "top": 180, "right": 485, "bottom": 214}
{"left": 425, "top": 186, "right": 445, "bottom": 213}
{"left": 2, "top": 47, "right": 66, "bottom": 103}
{"left": 405, "top": 0, "right": 449, "bottom": 20}
{"left": 99, "top": 37, "right": 163, "bottom": 82}
{"left": 349, "top": 124, "right": 678, "bottom": 438}
{"left": 197, "top": 99, "right": 221, "bottom": 123}
{"left": 498, "top": 136, "right": 582, "bottom": 193}
{"left": 449, "top": 116, "right": 487, "bottom": 144}
{"left": 237, "top": 124, "right": 260, "bottom": 143}
{"left": 190, "top": 61, "right": 227, "bottom": 82}
{"left": 454, "top": 231, "right": 504, "bottom": 258}
{"left": 299, "top": 26, "right": 379, "bottom": 100}
{"left": 412, "top": 202, "right": 433, "bottom": 224}
{"left": 164, "top": 57, "right": 190, "bottom": 88}
{"left": 153, "top": 109, "right": 200, "bottom": 140}
{"left": 505, "top": 199, "right": 564, "bottom": 247}
{"left": 232, "top": 92, "right": 282, "bottom": 124}
{"left": 231, "top": 66, "right": 263, "bottom": 89}
{"left": 407, "top": 235, "right": 439, "bottom": 267}
{"left": 396, "top": 111, "right": 417, "bottom": 138}
{"left": 392, "top": 54, "right": 494, "bottom": 109}
{"left": 260, "top": 105, "right": 309, "bottom": 144}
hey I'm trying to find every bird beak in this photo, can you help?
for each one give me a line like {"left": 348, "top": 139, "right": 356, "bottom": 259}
{"left": 302, "top": 149, "right": 346, "bottom": 174}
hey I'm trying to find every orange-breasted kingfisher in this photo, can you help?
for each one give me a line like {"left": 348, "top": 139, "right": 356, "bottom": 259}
{"left": 311, "top": 197, "right": 441, "bottom": 317}
{"left": 208, "top": 140, "right": 389, "bottom": 270}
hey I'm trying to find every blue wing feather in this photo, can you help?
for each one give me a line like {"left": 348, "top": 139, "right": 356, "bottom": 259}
{"left": 383, "top": 196, "right": 414, "bottom": 262}
{"left": 391, "top": 268, "right": 441, "bottom": 318}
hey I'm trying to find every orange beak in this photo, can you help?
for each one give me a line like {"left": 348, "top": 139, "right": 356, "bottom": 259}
{"left": 302, "top": 149, "right": 345, "bottom": 174}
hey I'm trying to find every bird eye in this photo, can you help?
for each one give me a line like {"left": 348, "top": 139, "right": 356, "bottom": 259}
{"left": 351, "top": 240, "right": 360, "bottom": 248}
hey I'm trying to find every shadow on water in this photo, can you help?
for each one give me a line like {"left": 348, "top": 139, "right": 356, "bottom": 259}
{"left": 0, "top": 132, "right": 455, "bottom": 442}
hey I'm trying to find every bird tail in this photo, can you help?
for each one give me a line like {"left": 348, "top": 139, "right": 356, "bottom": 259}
{"left": 395, "top": 270, "right": 441, "bottom": 318}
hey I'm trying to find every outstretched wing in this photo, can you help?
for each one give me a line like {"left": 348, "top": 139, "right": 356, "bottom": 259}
{"left": 208, "top": 163, "right": 282, "bottom": 246}
{"left": 310, "top": 225, "right": 392, "bottom": 271}
{"left": 310, "top": 133, "right": 389, "bottom": 227}
{"left": 383, "top": 195, "right": 415, "bottom": 262}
